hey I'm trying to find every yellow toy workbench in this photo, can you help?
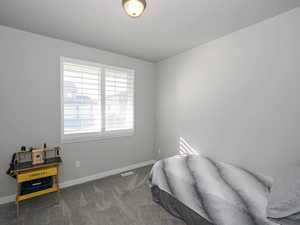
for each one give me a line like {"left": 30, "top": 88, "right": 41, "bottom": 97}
{"left": 10, "top": 148, "right": 62, "bottom": 216}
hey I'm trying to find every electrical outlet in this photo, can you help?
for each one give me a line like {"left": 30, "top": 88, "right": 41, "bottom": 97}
{"left": 75, "top": 161, "right": 81, "bottom": 168}
{"left": 158, "top": 148, "right": 161, "bottom": 154}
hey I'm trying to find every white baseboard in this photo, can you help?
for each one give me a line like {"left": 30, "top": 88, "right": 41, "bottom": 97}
{"left": 0, "top": 159, "right": 156, "bottom": 205}
{"left": 0, "top": 195, "right": 16, "bottom": 205}
{"left": 60, "top": 159, "right": 156, "bottom": 188}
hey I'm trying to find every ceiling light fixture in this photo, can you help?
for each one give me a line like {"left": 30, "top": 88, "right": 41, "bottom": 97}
{"left": 122, "top": 0, "right": 146, "bottom": 18}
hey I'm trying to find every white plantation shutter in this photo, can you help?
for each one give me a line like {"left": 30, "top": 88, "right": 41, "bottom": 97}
{"left": 63, "top": 62, "right": 102, "bottom": 135}
{"left": 105, "top": 68, "right": 134, "bottom": 131}
{"left": 61, "top": 57, "right": 134, "bottom": 142}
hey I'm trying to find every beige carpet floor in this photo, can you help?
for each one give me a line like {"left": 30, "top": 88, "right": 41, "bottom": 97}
{"left": 0, "top": 166, "right": 186, "bottom": 225}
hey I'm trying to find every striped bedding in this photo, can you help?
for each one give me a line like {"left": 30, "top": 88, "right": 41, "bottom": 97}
{"left": 149, "top": 154, "right": 279, "bottom": 225}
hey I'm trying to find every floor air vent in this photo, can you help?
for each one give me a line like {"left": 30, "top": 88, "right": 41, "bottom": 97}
{"left": 120, "top": 171, "right": 135, "bottom": 177}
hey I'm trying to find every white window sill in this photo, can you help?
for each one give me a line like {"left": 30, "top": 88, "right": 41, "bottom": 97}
{"left": 61, "top": 130, "right": 134, "bottom": 144}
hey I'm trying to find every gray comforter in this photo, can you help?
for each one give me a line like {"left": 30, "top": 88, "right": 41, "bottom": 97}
{"left": 149, "top": 154, "right": 280, "bottom": 225}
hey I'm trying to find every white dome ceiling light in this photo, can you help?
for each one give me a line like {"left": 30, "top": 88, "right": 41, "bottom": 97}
{"left": 122, "top": 0, "right": 147, "bottom": 18}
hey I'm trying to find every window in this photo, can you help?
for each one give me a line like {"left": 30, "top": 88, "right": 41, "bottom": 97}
{"left": 61, "top": 57, "right": 134, "bottom": 143}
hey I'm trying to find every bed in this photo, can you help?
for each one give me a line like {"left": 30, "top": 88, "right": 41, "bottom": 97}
{"left": 149, "top": 154, "right": 283, "bottom": 225}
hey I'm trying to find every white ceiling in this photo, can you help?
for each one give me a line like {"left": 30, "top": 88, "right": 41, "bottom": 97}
{"left": 0, "top": 0, "right": 299, "bottom": 62}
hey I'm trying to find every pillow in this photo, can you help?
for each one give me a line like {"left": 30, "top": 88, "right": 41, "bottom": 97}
{"left": 267, "top": 162, "right": 300, "bottom": 219}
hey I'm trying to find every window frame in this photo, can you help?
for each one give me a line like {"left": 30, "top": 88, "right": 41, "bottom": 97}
{"left": 60, "top": 57, "right": 135, "bottom": 143}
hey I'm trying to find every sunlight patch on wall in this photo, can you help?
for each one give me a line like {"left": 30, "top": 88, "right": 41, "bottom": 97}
{"left": 179, "top": 137, "right": 199, "bottom": 155}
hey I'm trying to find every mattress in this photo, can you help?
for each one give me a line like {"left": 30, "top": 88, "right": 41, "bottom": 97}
{"left": 149, "top": 154, "right": 280, "bottom": 225}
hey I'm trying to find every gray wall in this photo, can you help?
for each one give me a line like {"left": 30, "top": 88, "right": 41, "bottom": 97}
{"left": 0, "top": 26, "right": 156, "bottom": 198}
{"left": 156, "top": 7, "right": 300, "bottom": 177}
{"left": 1, "top": 6, "right": 300, "bottom": 199}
